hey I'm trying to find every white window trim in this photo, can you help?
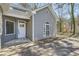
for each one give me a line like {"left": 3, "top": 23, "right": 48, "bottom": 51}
{"left": 43, "top": 23, "right": 50, "bottom": 37}
{"left": 5, "top": 20, "right": 15, "bottom": 36}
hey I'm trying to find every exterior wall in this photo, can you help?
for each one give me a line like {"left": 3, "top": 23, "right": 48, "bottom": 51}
{"left": 27, "top": 20, "right": 32, "bottom": 39}
{"left": 2, "top": 16, "right": 16, "bottom": 42}
{"left": 2, "top": 16, "right": 28, "bottom": 42}
{"left": 33, "top": 7, "right": 56, "bottom": 40}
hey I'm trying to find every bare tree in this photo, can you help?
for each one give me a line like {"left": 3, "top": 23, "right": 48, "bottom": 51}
{"left": 71, "top": 3, "right": 75, "bottom": 35}
{"left": 54, "top": 3, "right": 65, "bottom": 32}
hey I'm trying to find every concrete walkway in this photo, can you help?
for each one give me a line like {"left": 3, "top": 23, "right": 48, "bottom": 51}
{"left": 0, "top": 36, "right": 79, "bottom": 56}
{"left": 4, "top": 38, "right": 31, "bottom": 47}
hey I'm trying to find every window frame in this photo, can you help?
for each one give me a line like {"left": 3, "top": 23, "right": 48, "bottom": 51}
{"left": 43, "top": 22, "right": 50, "bottom": 37}
{"left": 5, "top": 20, "right": 15, "bottom": 35}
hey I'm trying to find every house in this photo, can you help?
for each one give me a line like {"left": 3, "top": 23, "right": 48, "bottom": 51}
{"left": 0, "top": 3, "right": 57, "bottom": 48}
{"left": 57, "top": 17, "right": 71, "bottom": 33}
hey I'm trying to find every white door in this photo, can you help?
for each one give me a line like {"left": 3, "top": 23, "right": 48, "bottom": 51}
{"left": 18, "top": 21, "right": 26, "bottom": 38}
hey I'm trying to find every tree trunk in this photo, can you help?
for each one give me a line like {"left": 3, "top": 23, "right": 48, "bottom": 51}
{"left": 59, "top": 18, "right": 62, "bottom": 32}
{"left": 71, "top": 3, "right": 75, "bottom": 35}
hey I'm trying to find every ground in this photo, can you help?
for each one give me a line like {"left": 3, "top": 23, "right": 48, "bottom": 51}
{"left": 0, "top": 34, "right": 79, "bottom": 56}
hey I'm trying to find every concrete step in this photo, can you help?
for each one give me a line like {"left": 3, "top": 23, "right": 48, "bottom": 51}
{"left": 4, "top": 38, "right": 31, "bottom": 47}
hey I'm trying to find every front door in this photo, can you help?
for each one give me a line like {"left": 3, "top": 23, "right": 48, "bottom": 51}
{"left": 18, "top": 21, "right": 26, "bottom": 38}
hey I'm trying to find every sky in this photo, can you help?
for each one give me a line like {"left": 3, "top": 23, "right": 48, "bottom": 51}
{"left": 52, "top": 3, "right": 79, "bottom": 20}
{"left": 12, "top": 3, "right": 79, "bottom": 20}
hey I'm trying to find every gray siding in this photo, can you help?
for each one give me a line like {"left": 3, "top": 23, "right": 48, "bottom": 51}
{"left": 27, "top": 20, "right": 32, "bottom": 39}
{"left": 34, "top": 7, "right": 56, "bottom": 40}
{"left": 2, "top": 16, "right": 28, "bottom": 42}
{"left": 2, "top": 16, "right": 16, "bottom": 42}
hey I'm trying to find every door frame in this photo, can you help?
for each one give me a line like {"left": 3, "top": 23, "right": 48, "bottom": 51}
{"left": 18, "top": 20, "right": 27, "bottom": 38}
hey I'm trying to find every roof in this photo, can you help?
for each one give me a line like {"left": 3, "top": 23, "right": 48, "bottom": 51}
{"left": 33, "top": 4, "right": 49, "bottom": 12}
{"left": 0, "top": 4, "right": 58, "bottom": 20}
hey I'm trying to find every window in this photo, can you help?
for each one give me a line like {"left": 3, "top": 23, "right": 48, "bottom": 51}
{"left": 6, "top": 20, "right": 15, "bottom": 34}
{"left": 43, "top": 22, "right": 50, "bottom": 37}
{"left": 20, "top": 24, "right": 24, "bottom": 27}
{"left": 46, "top": 24, "right": 50, "bottom": 36}
{"left": 34, "top": 3, "right": 48, "bottom": 9}
{"left": 10, "top": 6, "right": 26, "bottom": 12}
{"left": 10, "top": 3, "right": 26, "bottom": 12}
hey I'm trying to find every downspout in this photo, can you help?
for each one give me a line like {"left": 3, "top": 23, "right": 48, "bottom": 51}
{"left": 32, "top": 11, "right": 36, "bottom": 41}
{"left": 32, "top": 11, "right": 35, "bottom": 41}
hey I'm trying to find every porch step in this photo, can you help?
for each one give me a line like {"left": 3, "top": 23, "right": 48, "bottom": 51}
{"left": 4, "top": 38, "right": 31, "bottom": 47}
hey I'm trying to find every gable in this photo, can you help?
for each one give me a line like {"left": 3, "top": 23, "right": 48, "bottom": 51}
{"left": 33, "top": 4, "right": 58, "bottom": 22}
{"left": 35, "top": 7, "right": 56, "bottom": 21}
